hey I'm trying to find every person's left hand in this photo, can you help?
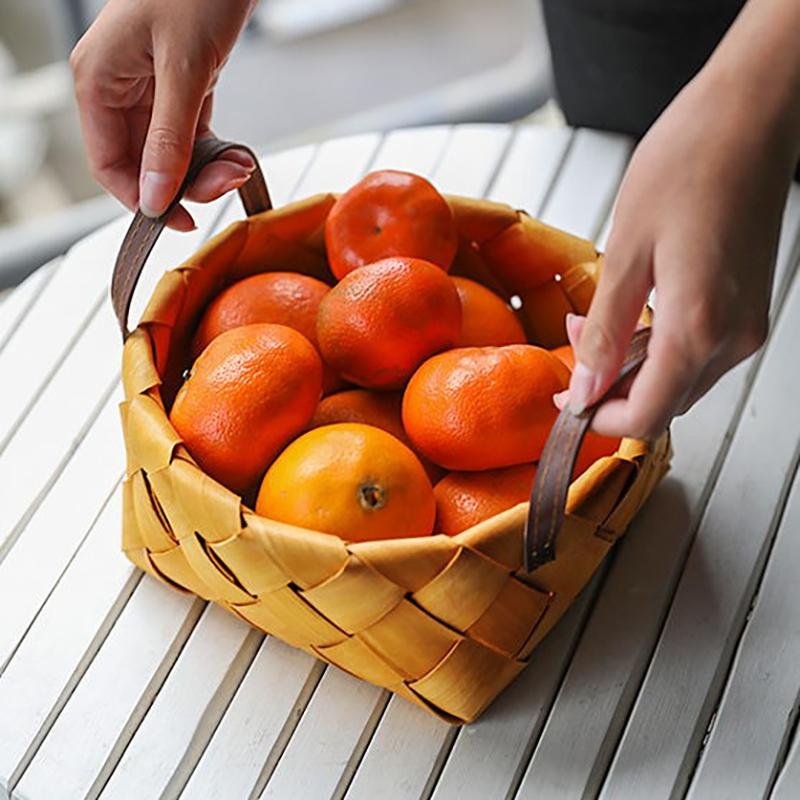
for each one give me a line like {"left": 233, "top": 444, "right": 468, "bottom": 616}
{"left": 555, "top": 66, "right": 798, "bottom": 438}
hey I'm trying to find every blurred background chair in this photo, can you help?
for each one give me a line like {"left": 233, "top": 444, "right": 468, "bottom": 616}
{"left": 0, "top": 0, "right": 552, "bottom": 289}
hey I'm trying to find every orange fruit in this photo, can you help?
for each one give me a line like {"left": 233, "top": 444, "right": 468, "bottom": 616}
{"left": 316, "top": 257, "right": 461, "bottom": 390}
{"left": 170, "top": 324, "right": 322, "bottom": 494}
{"left": 550, "top": 343, "right": 575, "bottom": 371}
{"left": 256, "top": 423, "right": 435, "bottom": 541}
{"left": 452, "top": 276, "right": 526, "bottom": 347}
{"left": 434, "top": 463, "right": 538, "bottom": 535}
{"left": 574, "top": 433, "right": 621, "bottom": 477}
{"left": 403, "top": 345, "right": 570, "bottom": 470}
{"left": 325, "top": 170, "right": 458, "bottom": 279}
{"left": 309, "top": 389, "right": 443, "bottom": 481}
{"left": 191, "top": 271, "right": 342, "bottom": 393}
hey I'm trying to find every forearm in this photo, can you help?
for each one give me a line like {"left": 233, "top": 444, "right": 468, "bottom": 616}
{"left": 697, "top": 0, "right": 800, "bottom": 165}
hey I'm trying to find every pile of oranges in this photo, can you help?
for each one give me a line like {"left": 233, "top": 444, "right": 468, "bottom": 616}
{"left": 169, "top": 170, "right": 620, "bottom": 543}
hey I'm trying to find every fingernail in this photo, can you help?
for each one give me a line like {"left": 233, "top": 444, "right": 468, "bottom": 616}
{"left": 140, "top": 171, "right": 175, "bottom": 218}
{"left": 553, "top": 390, "right": 569, "bottom": 410}
{"left": 221, "top": 148, "right": 257, "bottom": 171}
{"left": 219, "top": 174, "right": 251, "bottom": 194}
{"left": 568, "top": 361, "right": 600, "bottom": 415}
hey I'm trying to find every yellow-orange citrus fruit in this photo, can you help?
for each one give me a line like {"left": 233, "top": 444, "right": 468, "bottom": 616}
{"left": 452, "top": 276, "right": 526, "bottom": 347}
{"left": 170, "top": 323, "right": 322, "bottom": 494}
{"left": 403, "top": 344, "right": 570, "bottom": 470}
{"left": 256, "top": 423, "right": 435, "bottom": 541}
{"left": 434, "top": 463, "right": 538, "bottom": 535}
{"left": 316, "top": 257, "right": 462, "bottom": 390}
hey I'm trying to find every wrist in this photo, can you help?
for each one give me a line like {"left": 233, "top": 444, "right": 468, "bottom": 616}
{"left": 697, "top": 0, "right": 800, "bottom": 167}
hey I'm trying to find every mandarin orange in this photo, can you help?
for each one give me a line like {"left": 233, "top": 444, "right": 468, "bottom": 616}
{"left": 403, "top": 344, "right": 570, "bottom": 470}
{"left": 316, "top": 257, "right": 461, "bottom": 390}
{"left": 170, "top": 324, "right": 322, "bottom": 494}
{"left": 452, "top": 276, "right": 526, "bottom": 347}
{"left": 256, "top": 423, "right": 435, "bottom": 541}
{"left": 309, "top": 389, "right": 443, "bottom": 481}
{"left": 191, "top": 271, "right": 342, "bottom": 393}
{"left": 434, "top": 463, "right": 538, "bottom": 535}
{"left": 325, "top": 170, "right": 458, "bottom": 279}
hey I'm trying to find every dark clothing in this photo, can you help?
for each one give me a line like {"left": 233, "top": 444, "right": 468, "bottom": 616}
{"left": 542, "top": 0, "right": 746, "bottom": 138}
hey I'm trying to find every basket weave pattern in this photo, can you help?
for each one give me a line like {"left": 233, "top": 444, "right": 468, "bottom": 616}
{"left": 120, "top": 192, "right": 671, "bottom": 724}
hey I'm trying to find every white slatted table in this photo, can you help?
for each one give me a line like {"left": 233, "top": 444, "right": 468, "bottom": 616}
{"left": 1, "top": 123, "right": 799, "bottom": 800}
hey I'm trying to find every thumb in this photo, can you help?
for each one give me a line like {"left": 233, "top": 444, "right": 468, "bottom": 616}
{"left": 139, "top": 64, "right": 208, "bottom": 218}
{"left": 568, "top": 244, "right": 651, "bottom": 414}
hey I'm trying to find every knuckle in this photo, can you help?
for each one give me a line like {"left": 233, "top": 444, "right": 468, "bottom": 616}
{"left": 579, "top": 319, "right": 620, "bottom": 368}
{"left": 625, "top": 408, "right": 666, "bottom": 440}
{"left": 146, "top": 126, "right": 186, "bottom": 157}
{"left": 685, "top": 300, "right": 730, "bottom": 357}
{"left": 736, "top": 316, "right": 768, "bottom": 358}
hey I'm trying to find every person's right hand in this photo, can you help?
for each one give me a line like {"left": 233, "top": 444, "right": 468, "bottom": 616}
{"left": 70, "top": 0, "right": 256, "bottom": 230}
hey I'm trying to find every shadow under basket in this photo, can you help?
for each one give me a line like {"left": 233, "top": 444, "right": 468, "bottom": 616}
{"left": 115, "top": 137, "right": 671, "bottom": 725}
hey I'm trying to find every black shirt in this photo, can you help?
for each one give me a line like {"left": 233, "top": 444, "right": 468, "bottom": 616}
{"left": 542, "top": 0, "right": 746, "bottom": 137}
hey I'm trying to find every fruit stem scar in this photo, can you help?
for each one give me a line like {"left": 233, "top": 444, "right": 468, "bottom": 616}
{"left": 358, "top": 482, "right": 386, "bottom": 511}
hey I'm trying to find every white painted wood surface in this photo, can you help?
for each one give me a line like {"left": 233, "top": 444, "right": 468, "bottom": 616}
{"left": 0, "top": 124, "right": 799, "bottom": 800}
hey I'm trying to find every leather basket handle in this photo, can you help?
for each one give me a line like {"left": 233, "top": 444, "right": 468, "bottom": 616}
{"left": 524, "top": 327, "right": 651, "bottom": 572}
{"left": 111, "top": 136, "right": 272, "bottom": 339}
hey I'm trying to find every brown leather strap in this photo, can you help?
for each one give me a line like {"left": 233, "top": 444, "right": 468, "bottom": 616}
{"left": 111, "top": 136, "right": 272, "bottom": 339}
{"left": 524, "top": 327, "right": 652, "bottom": 572}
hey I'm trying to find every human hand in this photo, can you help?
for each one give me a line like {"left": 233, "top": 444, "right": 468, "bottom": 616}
{"left": 70, "top": 0, "right": 256, "bottom": 230}
{"left": 555, "top": 65, "right": 799, "bottom": 439}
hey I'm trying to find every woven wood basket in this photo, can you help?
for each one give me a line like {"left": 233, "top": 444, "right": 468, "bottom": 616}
{"left": 113, "top": 137, "right": 671, "bottom": 724}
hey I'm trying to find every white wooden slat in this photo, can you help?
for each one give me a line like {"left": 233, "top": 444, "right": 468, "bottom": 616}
{"left": 180, "top": 639, "right": 322, "bottom": 800}
{"left": 430, "top": 596, "right": 597, "bottom": 800}
{"left": 0, "top": 489, "right": 136, "bottom": 793}
{"left": 12, "top": 581, "right": 201, "bottom": 800}
{"left": 0, "top": 200, "right": 223, "bottom": 452}
{"left": 294, "top": 133, "right": 383, "bottom": 197}
{"left": 98, "top": 607, "right": 258, "bottom": 800}
{"left": 539, "top": 128, "right": 631, "bottom": 240}
{"left": 518, "top": 184, "right": 800, "bottom": 800}
{"left": 259, "top": 667, "right": 386, "bottom": 800}
{"left": 688, "top": 465, "right": 800, "bottom": 799}
{"left": 600, "top": 251, "right": 800, "bottom": 799}
{"left": 0, "top": 301, "right": 119, "bottom": 554}
{"left": 430, "top": 124, "right": 512, "bottom": 196}
{"left": 420, "top": 128, "right": 631, "bottom": 800}
{"left": 181, "top": 128, "right": 475, "bottom": 796}
{"left": 1, "top": 145, "right": 320, "bottom": 799}
{"left": 0, "top": 388, "right": 123, "bottom": 670}
{"left": 344, "top": 697, "right": 453, "bottom": 800}
{"left": 368, "top": 125, "right": 452, "bottom": 177}
{"left": 487, "top": 125, "right": 573, "bottom": 213}
{"left": 0, "top": 262, "right": 55, "bottom": 354}
{"left": 344, "top": 125, "right": 574, "bottom": 799}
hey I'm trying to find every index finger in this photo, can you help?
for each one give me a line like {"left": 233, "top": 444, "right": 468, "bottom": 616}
{"left": 590, "top": 324, "right": 701, "bottom": 439}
